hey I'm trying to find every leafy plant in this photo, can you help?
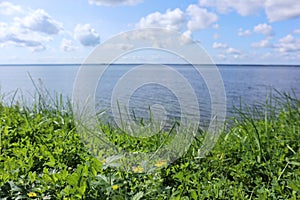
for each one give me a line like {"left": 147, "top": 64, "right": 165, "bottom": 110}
{"left": 0, "top": 89, "right": 299, "bottom": 199}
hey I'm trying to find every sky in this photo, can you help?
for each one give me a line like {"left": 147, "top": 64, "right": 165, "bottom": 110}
{"left": 0, "top": 0, "right": 299, "bottom": 64}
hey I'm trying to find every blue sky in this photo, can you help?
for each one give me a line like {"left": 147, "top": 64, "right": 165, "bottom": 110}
{"left": 0, "top": 0, "right": 299, "bottom": 64}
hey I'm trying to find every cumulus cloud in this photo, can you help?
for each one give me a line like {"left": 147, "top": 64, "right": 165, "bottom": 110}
{"left": 88, "top": 0, "right": 143, "bottom": 6}
{"left": 116, "top": 29, "right": 187, "bottom": 49}
{"left": 251, "top": 39, "right": 272, "bottom": 48}
{"left": 17, "top": 9, "right": 63, "bottom": 35}
{"left": 136, "top": 8, "right": 185, "bottom": 31}
{"left": 274, "top": 34, "right": 300, "bottom": 53}
{"left": 253, "top": 23, "right": 273, "bottom": 36}
{"left": 186, "top": 4, "right": 218, "bottom": 31}
{"left": 136, "top": 5, "right": 217, "bottom": 35}
{"left": 0, "top": 23, "right": 50, "bottom": 51}
{"left": 1, "top": 34, "right": 40, "bottom": 47}
{"left": 60, "top": 39, "right": 78, "bottom": 52}
{"left": 238, "top": 28, "right": 252, "bottom": 36}
{"left": 199, "top": 0, "right": 264, "bottom": 16}
{"left": 182, "top": 30, "right": 192, "bottom": 39}
{"left": 226, "top": 47, "right": 241, "bottom": 55}
{"left": 0, "top": 5, "right": 63, "bottom": 51}
{"left": 179, "top": 30, "right": 193, "bottom": 45}
{"left": 0, "top": 1, "right": 23, "bottom": 15}
{"left": 265, "top": 0, "right": 300, "bottom": 22}
{"left": 212, "top": 42, "right": 228, "bottom": 49}
{"left": 74, "top": 24, "right": 100, "bottom": 46}
{"left": 100, "top": 43, "right": 134, "bottom": 52}
{"left": 294, "top": 29, "right": 300, "bottom": 34}
{"left": 199, "top": 0, "right": 300, "bottom": 22}
{"left": 217, "top": 54, "right": 226, "bottom": 60}
{"left": 214, "top": 45, "right": 243, "bottom": 60}
{"left": 227, "top": 47, "right": 244, "bottom": 59}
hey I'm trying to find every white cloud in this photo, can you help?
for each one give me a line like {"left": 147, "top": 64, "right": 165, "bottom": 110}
{"left": 279, "top": 34, "right": 294, "bottom": 43}
{"left": 88, "top": 0, "right": 143, "bottom": 6}
{"left": 274, "top": 34, "right": 300, "bottom": 53}
{"left": 60, "top": 39, "right": 78, "bottom": 52}
{"left": 199, "top": 0, "right": 300, "bottom": 22}
{"left": 0, "top": 4, "right": 63, "bottom": 52}
{"left": 117, "top": 29, "right": 188, "bottom": 50}
{"left": 214, "top": 46, "right": 244, "bottom": 61}
{"left": 0, "top": 1, "right": 23, "bottom": 15}
{"left": 1, "top": 34, "right": 40, "bottom": 47}
{"left": 182, "top": 30, "right": 192, "bottom": 39}
{"left": 100, "top": 42, "right": 134, "bottom": 51}
{"left": 212, "top": 42, "right": 228, "bottom": 49}
{"left": 199, "top": 0, "right": 264, "bottom": 16}
{"left": 293, "top": 29, "right": 300, "bottom": 34}
{"left": 265, "top": 0, "right": 300, "bottom": 22}
{"left": 238, "top": 28, "right": 252, "bottom": 36}
{"left": 74, "top": 24, "right": 100, "bottom": 46}
{"left": 0, "top": 21, "right": 51, "bottom": 51}
{"left": 30, "top": 45, "right": 46, "bottom": 52}
{"left": 0, "top": 31, "right": 49, "bottom": 52}
{"left": 253, "top": 23, "right": 273, "bottom": 36}
{"left": 0, "top": 22, "right": 8, "bottom": 31}
{"left": 186, "top": 4, "right": 218, "bottom": 31}
{"left": 217, "top": 54, "right": 226, "bottom": 60}
{"left": 180, "top": 30, "right": 193, "bottom": 45}
{"left": 251, "top": 39, "right": 272, "bottom": 48}
{"left": 226, "top": 47, "right": 241, "bottom": 55}
{"left": 136, "top": 8, "right": 185, "bottom": 31}
{"left": 17, "top": 9, "right": 63, "bottom": 35}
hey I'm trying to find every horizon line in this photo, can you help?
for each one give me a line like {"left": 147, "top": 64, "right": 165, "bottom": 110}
{"left": 0, "top": 63, "right": 300, "bottom": 66}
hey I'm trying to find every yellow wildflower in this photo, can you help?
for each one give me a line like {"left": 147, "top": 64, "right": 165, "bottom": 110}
{"left": 101, "top": 159, "right": 106, "bottom": 164}
{"left": 132, "top": 165, "right": 143, "bottom": 173}
{"left": 155, "top": 160, "right": 167, "bottom": 167}
{"left": 112, "top": 185, "right": 119, "bottom": 190}
{"left": 27, "top": 192, "right": 37, "bottom": 197}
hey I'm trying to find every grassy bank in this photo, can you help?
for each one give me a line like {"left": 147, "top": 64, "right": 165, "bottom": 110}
{"left": 0, "top": 91, "right": 299, "bottom": 199}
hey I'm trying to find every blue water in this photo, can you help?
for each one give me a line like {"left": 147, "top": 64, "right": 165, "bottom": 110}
{"left": 0, "top": 64, "right": 299, "bottom": 124}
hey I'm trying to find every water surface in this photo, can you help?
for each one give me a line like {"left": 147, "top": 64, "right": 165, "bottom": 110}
{"left": 0, "top": 64, "right": 299, "bottom": 124}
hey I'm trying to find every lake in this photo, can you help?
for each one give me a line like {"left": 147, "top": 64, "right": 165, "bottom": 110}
{"left": 0, "top": 64, "right": 299, "bottom": 125}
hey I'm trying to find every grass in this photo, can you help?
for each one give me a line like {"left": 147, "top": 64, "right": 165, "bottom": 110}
{"left": 0, "top": 89, "right": 299, "bottom": 199}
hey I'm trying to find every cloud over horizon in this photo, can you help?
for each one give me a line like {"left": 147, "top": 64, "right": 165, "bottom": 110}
{"left": 275, "top": 34, "right": 300, "bottom": 53}
{"left": 0, "top": 23, "right": 51, "bottom": 52}
{"left": 199, "top": 0, "right": 300, "bottom": 22}
{"left": 0, "top": 0, "right": 299, "bottom": 64}
{"left": 0, "top": 6, "right": 61, "bottom": 51}
{"left": 198, "top": 0, "right": 264, "bottom": 16}
{"left": 60, "top": 39, "right": 78, "bottom": 52}
{"left": 136, "top": 5, "right": 218, "bottom": 34}
{"left": 212, "top": 42, "right": 228, "bottom": 49}
{"left": 253, "top": 23, "right": 273, "bottom": 36}
{"left": 17, "top": 9, "right": 63, "bottom": 35}
{"left": 251, "top": 39, "right": 272, "bottom": 48}
{"left": 88, "top": 0, "right": 143, "bottom": 6}
{"left": 265, "top": 0, "right": 300, "bottom": 22}
{"left": 74, "top": 24, "right": 100, "bottom": 46}
{"left": 186, "top": 4, "right": 218, "bottom": 31}
{"left": 136, "top": 8, "right": 185, "bottom": 31}
{"left": 0, "top": 1, "right": 23, "bottom": 15}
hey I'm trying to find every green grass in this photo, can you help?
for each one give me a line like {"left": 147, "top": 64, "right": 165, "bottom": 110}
{"left": 0, "top": 90, "right": 299, "bottom": 199}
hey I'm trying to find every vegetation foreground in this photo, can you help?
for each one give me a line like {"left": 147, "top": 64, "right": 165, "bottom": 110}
{"left": 0, "top": 91, "right": 299, "bottom": 199}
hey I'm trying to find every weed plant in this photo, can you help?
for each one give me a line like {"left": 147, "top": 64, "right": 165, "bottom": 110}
{"left": 0, "top": 89, "right": 299, "bottom": 199}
